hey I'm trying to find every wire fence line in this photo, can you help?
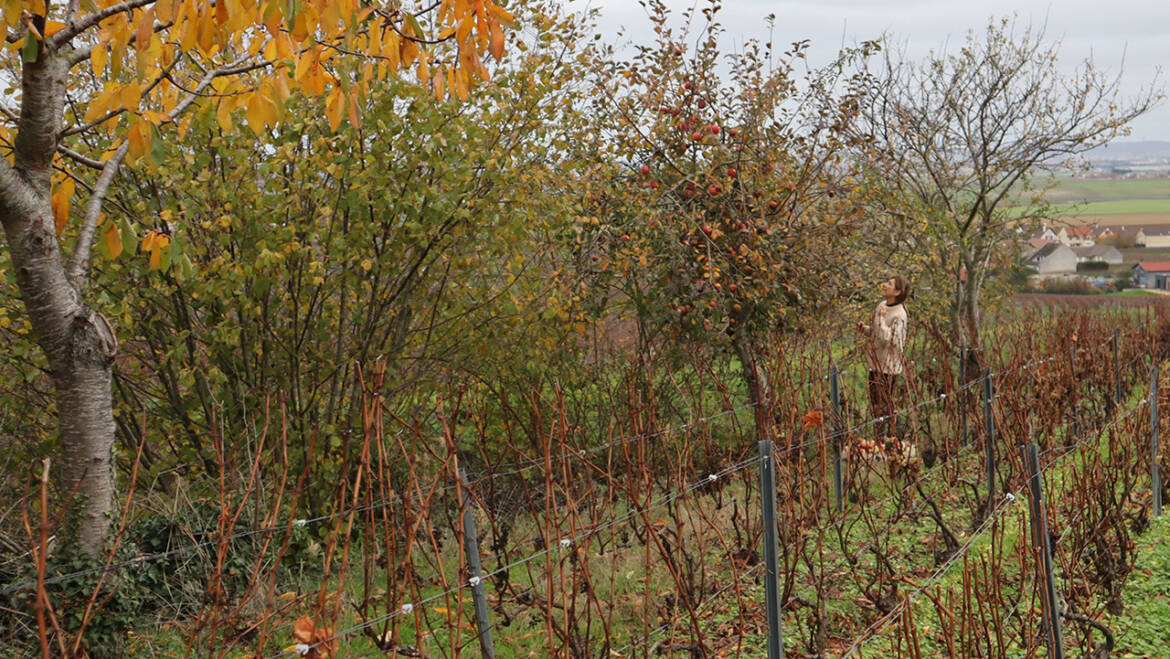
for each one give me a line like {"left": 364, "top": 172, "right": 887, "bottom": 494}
{"left": 838, "top": 487, "right": 1022, "bottom": 658}
{"left": 0, "top": 351, "right": 1065, "bottom": 598}
{"left": 7, "top": 324, "right": 1156, "bottom": 659}
{"left": 0, "top": 396, "right": 770, "bottom": 596}
{"left": 396, "top": 350, "right": 1133, "bottom": 659}
{"left": 267, "top": 455, "right": 765, "bottom": 658}
{"left": 610, "top": 562, "right": 767, "bottom": 658}
{"left": 837, "top": 392, "right": 1152, "bottom": 658}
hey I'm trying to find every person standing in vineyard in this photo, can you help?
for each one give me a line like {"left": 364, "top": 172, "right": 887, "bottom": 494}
{"left": 857, "top": 276, "right": 910, "bottom": 448}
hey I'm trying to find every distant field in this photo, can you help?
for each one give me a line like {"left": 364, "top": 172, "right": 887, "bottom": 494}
{"left": 1008, "top": 177, "right": 1170, "bottom": 222}
{"left": 1042, "top": 178, "right": 1170, "bottom": 203}
{"left": 1063, "top": 212, "right": 1170, "bottom": 227}
{"left": 1044, "top": 199, "right": 1170, "bottom": 216}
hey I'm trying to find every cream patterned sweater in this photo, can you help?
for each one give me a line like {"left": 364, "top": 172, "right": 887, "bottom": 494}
{"left": 866, "top": 302, "right": 908, "bottom": 375}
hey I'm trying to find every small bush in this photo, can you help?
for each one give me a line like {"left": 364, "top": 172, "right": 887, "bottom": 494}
{"left": 1114, "top": 270, "right": 1134, "bottom": 291}
{"left": 1040, "top": 278, "right": 1098, "bottom": 294}
{"left": 1076, "top": 260, "right": 1109, "bottom": 272}
{"left": 0, "top": 501, "right": 286, "bottom": 657}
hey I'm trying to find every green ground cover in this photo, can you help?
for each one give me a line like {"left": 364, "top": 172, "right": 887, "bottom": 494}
{"left": 1109, "top": 514, "right": 1170, "bottom": 657}
{"left": 1106, "top": 290, "right": 1159, "bottom": 297}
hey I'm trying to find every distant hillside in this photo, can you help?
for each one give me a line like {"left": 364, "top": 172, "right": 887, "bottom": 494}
{"left": 1085, "top": 140, "right": 1170, "bottom": 161}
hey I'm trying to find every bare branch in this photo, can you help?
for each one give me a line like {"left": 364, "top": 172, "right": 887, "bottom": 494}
{"left": 57, "top": 144, "right": 105, "bottom": 170}
{"left": 66, "top": 140, "right": 128, "bottom": 290}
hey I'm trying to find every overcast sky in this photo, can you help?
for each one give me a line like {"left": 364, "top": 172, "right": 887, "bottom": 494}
{"left": 587, "top": 0, "right": 1168, "bottom": 143}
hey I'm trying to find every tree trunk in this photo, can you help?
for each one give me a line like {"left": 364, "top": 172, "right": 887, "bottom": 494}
{"left": 732, "top": 330, "right": 773, "bottom": 443}
{"left": 0, "top": 42, "right": 119, "bottom": 557}
{"left": 1, "top": 47, "right": 118, "bottom": 555}
{"left": 4, "top": 205, "right": 119, "bottom": 555}
{"left": 962, "top": 274, "right": 982, "bottom": 352}
{"left": 952, "top": 267, "right": 984, "bottom": 372}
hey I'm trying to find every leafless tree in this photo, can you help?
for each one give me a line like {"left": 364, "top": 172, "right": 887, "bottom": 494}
{"left": 856, "top": 17, "right": 1162, "bottom": 354}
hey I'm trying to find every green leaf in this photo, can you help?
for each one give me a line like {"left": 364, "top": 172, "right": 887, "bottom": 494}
{"left": 149, "top": 125, "right": 166, "bottom": 166}
{"left": 159, "top": 242, "right": 172, "bottom": 272}
{"left": 404, "top": 13, "right": 424, "bottom": 40}
{"left": 118, "top": 216, "right": 138, "bottom": 249}
{"left": 180, "top": 253, "right": 195, "bottom": 281}
{"left": 21, "top": 36, "right": 39, "bottom": 64}
{"left": 98, "top": 225, "right": 111, "bottom": 259}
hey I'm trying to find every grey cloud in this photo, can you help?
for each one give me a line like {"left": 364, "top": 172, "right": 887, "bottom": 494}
{"left": 589, "top": 0, "right": 1168, "bottom": 140}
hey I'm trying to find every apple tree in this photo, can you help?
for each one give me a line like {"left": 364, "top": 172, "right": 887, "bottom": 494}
{"left": 569, "top": 1, "right": 876, "bottom": 440}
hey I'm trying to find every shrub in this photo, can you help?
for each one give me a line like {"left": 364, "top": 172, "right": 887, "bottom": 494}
{"left": 1114, "top": 270, "right": 1134, "bottom": 291}
{"left": 1040, "top": 277, "right": 1098, "bottom": 294}
{"left": 1076, "top": 260, "right": 1109, "bottom": 272}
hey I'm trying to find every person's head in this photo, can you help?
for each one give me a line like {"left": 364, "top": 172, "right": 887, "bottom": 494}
{"left": 881, "top": 276, "right": 909, "bottom": 305}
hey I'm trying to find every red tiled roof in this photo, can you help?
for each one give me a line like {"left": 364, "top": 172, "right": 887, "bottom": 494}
{"left": 1066, "top": 226, "right": 1094, "bottom": 237}
{"left": 1135, "top": 261, "right": 1170, "bottom": 272}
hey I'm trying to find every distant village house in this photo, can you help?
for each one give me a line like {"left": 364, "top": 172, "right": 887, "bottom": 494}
{"left": 1058, "top": 226, "right": 1095, "bottom": 247}
{"left": 1072, "top": 244, "right": 1123, "bottom": 265}
{"left": 1026, "top": 243, "right": 1078, "bottom": 274}
{"left": 1132, "top": 261, "right": 1170, "bottom": 289}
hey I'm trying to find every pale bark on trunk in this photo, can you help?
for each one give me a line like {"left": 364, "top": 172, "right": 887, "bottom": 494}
{"left": 1, "top": 46, "right": 119, "bottom": 555}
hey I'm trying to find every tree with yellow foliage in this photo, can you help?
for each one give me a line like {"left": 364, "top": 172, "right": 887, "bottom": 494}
{"left": 0, "top": 0, "right": 516, "bottom": 555}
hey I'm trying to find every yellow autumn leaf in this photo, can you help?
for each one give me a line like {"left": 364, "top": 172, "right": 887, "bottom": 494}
{"left": 83, "top": 88, "right": 114, "bottom": 122}
{"left": 454, "top": 66, "right": 469, "bottom": 101}
{"left": 156, "top": 0, "right": 177, "bottom": 23}
{"left": 245, "top": 91, "right": 269, "bottom": 135}
{"left": 118, "top": 84, "right": 141, "bottom": 113}
{"left": 346, "top": 93, "right": 360, "bottom": 129}
{"left": 91, "top": 43, "right": 108, "bottom": 77}
{"left": 104, "top": 221, "right": 122, "bottom": 259}
{"left": 488, "top": 19, "right": 504, "bottom": 62}
{"left": 455, "top": 15, "right": 472, "bottom": 45}
{"left": 127, "top": 121, "right": 150, "bottom": 160}
{"left": 52, "top": 176, "right": 74, "bottom": 234}
{"left": 325, "top": 87, "right": 344, "bottom": 133}
{"left": 432, "top": 65, "right": 445, "bottom": 100}
{"left": 147, "top": 234, "right": 170, "bottom": 270}
{"left": 135, "top": 8, "right": 155, "bottom": 51}
{"left": 216, "top": 98, "right": 234, "bottom": 132}
{"left": 488, "top": 4, "right": 516, "bottom": 29}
